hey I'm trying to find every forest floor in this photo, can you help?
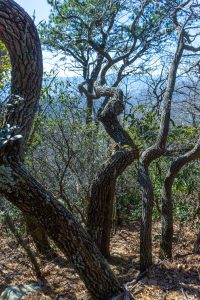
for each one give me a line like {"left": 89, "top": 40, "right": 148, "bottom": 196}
{"left": 0, "top": 222, "right": 199, "bottom": 300}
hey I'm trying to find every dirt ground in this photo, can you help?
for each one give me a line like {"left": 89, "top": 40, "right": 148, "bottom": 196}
{"left": 0, "top": 222, "right": 199, "bottom": 299}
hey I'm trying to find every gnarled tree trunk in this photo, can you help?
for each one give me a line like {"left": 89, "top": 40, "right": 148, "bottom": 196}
{"left": 0, "top": 160, "right": 128, "bottom": 299}
{"left": 0, "top": 1, "right": 133, "bottom": 299}
{"left": 87, "top": 85, "right": 139, "bottom": 257}
{"left": 0, "top": 0, "right": 51, "bottom": 254}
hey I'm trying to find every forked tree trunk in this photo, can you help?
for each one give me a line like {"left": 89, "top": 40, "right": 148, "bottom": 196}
{"left": 160, "top": 140, "right": 200, "bottom": 259}
{"left": 87, "top": 85, "right": 139, "bottom": 257}
{"left": 138, "top": 33, "right": 184, "bottom": 271}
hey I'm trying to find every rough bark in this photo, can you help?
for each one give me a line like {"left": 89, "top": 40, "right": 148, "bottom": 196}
{"left": 0, "top": 1, "right": 133, "bottom": 298}
{"left": 86, "top": 96, "right": 93, "bottom": 124}
{"left": 87, "top": 149, "right": 137, "bottom": 257}
{"left": 0, "top": 159, "right": 128, "bottom": 299}
{"left": 0, "top": 0, "right": 42, "bottom": 158}
{"left": 0, "top": 0, "right": 51, "bottom": 253}
{"left": 87, "top": 85, "right": 139, "bottom": 257}
{"left": 160, "top": 138, "right": 200, "bottom": 258}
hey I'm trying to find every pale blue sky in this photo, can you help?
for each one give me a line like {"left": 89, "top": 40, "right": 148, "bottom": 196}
{"left": 15, "top": 0, "right": 72, "bottom": 76}
{"left": 15, "top": 0, "right": 51, "bottom": 23}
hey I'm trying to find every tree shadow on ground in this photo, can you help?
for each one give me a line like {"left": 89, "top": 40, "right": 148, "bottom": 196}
{"left": 44, "top": 253, "right": 71, "bottom": 268}
{"left": 143, "top": 264, "right": 200, "bottom": 299}
{"left": 108, "top": 254, "right": 140, "bottom": 284}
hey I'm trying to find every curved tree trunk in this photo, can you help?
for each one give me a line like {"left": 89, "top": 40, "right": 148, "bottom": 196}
{"left": 0, "top": 160, "right": 128, "bottom": 299}
{"left": 138, "top": 32, "right": 184, "bottom": 271}
{"left": 160, "top": 139, "right": 200, "bottom": 258}
{"left": 87, "top": 85, "right": 139, "bottom": 257}
{"left": 0, "top": 1, "right": 133, "bottom": 298}
{"left": 0, "top": 0, "right": 42, "bottom": 157}
{"left": 0, "top": 0, "right": 51, "bottom": 254}
{"left": 87, "top": 149, "right": 137, "bottom": 257}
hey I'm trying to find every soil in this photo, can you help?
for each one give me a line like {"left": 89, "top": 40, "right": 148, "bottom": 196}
{"left": 0, "top": 222, "right": 199, "bottom": 299}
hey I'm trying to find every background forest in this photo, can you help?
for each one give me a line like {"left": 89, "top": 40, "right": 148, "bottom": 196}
{"left": 0, "top": 0, "right": 200, "bottom": 299}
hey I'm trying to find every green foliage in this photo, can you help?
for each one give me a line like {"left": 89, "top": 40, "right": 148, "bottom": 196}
{"left": 26, "top": 0, "right": 200, "bottom": 230}
{"left": 40, "top": 0, "right": 181, "bottom": 85}
{"left": 26, "top": 76, "right": 109, "bottom": 222}
{"left": 175, "top": 201, "right": 194, "bottom": 222}
{"left": 0, "top": 198, "right": 23, "bottom": 229}
{"left": 0, "top": 41, "right": 11, "bottom": 89}
{"left": 173, "top": 163, "right": 200, "bottom": 195}
{"left": 116, "top": 164, "right": 142, "bottom": 224}
{"left": 168, "top": 124, "right": 199, "bottom": 146}
{"left": 125, "top": 104, "right": 160, "bottom": 150}
{"left": 117, "top": 193, "right": 142, "bottom": 224}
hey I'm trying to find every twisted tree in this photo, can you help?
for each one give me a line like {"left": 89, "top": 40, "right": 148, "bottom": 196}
{"left": 86, "top": 0, "right": 200, "bottom": 269}
{"left": 0, "top": 1, "right": 133, "bottom": 299}
{"left": 41, "top": 0, "right": 180, "bottom": 124}
{"left": 86, "top": 84, "right": 139, "bottom": 257}
{"left": 0, "top": 0, "right": 51, "bottom": 255}
{"left": 138, "top": 0, "right": 200, "bottom": 271}
{"left": 160, "top": 138, "right": 200, "bottom": 258}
